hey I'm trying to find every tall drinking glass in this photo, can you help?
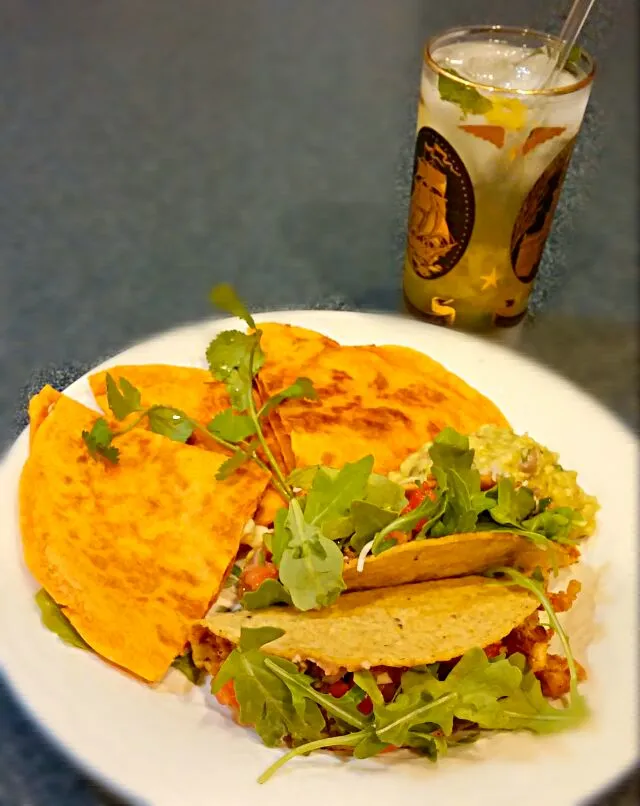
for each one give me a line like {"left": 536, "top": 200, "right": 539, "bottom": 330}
{"left": 402, "top": 26, "right": 595, "bottom": 330}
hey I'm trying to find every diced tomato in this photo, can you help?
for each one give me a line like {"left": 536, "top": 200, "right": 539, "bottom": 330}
{"left": 401, "top": 479, "right": 438, "bottom": 531}
{"left": 215, "top": 679, "right": 239, "bottom": 711}
{"left": 484, "top": 642, "right": 504, "bottom": 659}
{"left": 357, "top": 696, "right": 373, "bottom": 715}
{"left": 379, "top": 745, "right": 399, "bottom": 755}
{"left": 328, "top": 679, "right": 353, "bottom": 699}
{"left": 239, "top": 561, "right": 279, "bottom": 593}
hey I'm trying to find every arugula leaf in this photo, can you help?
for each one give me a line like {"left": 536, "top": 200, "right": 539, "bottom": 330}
{"left": 349, "top": 501, "right": 400, "bottom": 553}
{"left": 105, "top": 374, "right": 142, "bottom": 421}
{"left": 171, "top": 649, "right": 204, "bottom": 685}
{"left": 522, "top": 507, "right": 581, "bottom": 543}
{"left": 489, "top": 478, "right": 536, "bottom": 526}
{"left": 265, "top": 658, "right": 367, "bottom": 730}
{"left": 210, "top": 283, "right": 258, "bottom": 330}
{"left": 270, "top": 507, "right": 291, "bottom": 565}
{"left": 287, "top": 465, "right": 322, "bottom": 490}
{"left": 363, "top": 474, "right": 407, "bottom": 511}
{"left": 353, "top": 734, "right": 392, "bottom": 759}
{"left": 81, "top": 418, "right": 119, "bottom": 464}
{"left": 241, "top": 579, "right": 292, "bottom": 609}
{"left": 372, "top": 491, "right": 447, "bottom": 555}
{"left": 259, "top": 377, "right": 317, "bottom": 419}
{"left": 303, "top": 457, "right": 374, "bottom": 527}
{"left": 147, "top": 407, "right": 194, "bottom": 443}
{"left": 35, "top": 590, "right": 90, "bottom": 651}
{"left": 353, "top": 670, "right": 385, "bottom": 707}
{"left": 277, "top": 499, "right": 346, "bottom": 611}
{"left": 208, "top": 409, "right": 256, "bottom": 443}
{"left": 438, "top": 68, "right": 493, "bottom": 117}
{"left": 212, "top": 627, "right": 325, "bottom": 747}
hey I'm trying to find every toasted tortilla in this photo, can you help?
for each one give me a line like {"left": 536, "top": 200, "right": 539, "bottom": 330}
{"left": 90, "top": 363, "right": 288, "bottom": 521}
{"left": 20, "top": 392, "right": 270, "bottom": 682}
{"left": 197, "top": 576, "right": 539, "bottom": 674}
{"left": 89, "top": 365, "right": 229, "bottom": 439}
{"left": 343, "top": 532, "right": 575, "bottom": 591}
{"left": 28, "top": 385, "right": 61, "bottom": 446}
{"left": 254, "top": 323, "right": 339, "bottom": 472}
{"left": 255, "top": 336, "right": 510, "bottom": 475}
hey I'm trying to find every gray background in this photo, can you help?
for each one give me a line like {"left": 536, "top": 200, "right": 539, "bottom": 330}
{"left": 0, "top": 1, "right": 637, "bottom": 804}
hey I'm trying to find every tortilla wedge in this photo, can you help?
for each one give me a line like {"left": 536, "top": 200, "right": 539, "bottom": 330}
{"left": 196, "top": 576, "right": 539, "bottom": 675}
{"left": 89, "top": 363, "right": 289, "bottom": 520}
{"left": 254, "top": 323, "right": 340, "bottom": 472}
{"left": 21, "top": 391, "right": 270, "bottom": 682}
{"left": 254, "top": 333, "right": 510, "bottom": 475}
{"left": 343, "top": 532, "right": 576, "bottom": 591}
{"left": 27, "top": 384, "right": 62, "bottom": 446}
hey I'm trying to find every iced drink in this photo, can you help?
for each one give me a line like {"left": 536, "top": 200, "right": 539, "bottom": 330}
{"left": 403, "top": 26, "right": 595, "bottom": 329}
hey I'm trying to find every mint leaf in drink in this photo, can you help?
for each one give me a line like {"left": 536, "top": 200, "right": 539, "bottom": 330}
{"left": 241, "top": 579, "right": 292, "bottom": 610}
{"left": 303, "top": 456, "right": 374, "bottom": 527}
{"left": 171, "top": 648, "right": 204, "bottom": 685}
{"left": 438, "top": 69, "right": 493, "bottom": 118}
{"left": 82, "top": 418, "right": 119, "bottom": 464}
{"left": 565, "top": 44, "right": 583, "bottom": 71}
{"left": 105, "top": 374, "right": 143, "bottom": 421}
{"left": 35, "top": 589, "right": 91, "bottom": 651}
{"left": 277, "top": 499, "right": 346, "bottom": 611}
{"left": 146, "top": 407, "right": 194, "bottom": 443}
{"left": 208, "top": 409, "right": 256, "bottom": 443}
{"left": 259, "top": 377, "right": 317, "bottom": 419}
{"left": 210, "top": 283, "right": 258, "bottom": 330}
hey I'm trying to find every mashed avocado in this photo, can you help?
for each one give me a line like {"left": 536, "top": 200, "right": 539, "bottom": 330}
{"left": 389, "top": 424, "right": 598, "bottom": 539}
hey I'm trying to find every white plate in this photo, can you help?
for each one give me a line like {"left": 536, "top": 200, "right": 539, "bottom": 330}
{"left": 0, "top": 311, "right": 637, "bottom": 806}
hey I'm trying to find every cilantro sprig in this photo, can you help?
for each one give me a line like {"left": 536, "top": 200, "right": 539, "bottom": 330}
{"left": 82, "top": 285, "right": 316, "bottom": 501}
{"left": 213, "top": 569, "right": 588, "bottom": 784}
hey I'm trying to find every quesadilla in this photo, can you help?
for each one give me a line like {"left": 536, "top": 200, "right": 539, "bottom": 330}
{"left": 89, "top": 363, "right": 288, "bottom": 525}
{"left": 192, "top": 576, "right": 587, "bottom": 781}
{"left": 253, "top": 325, "right": 510, "bottom": 475}
{"left": 21, "top": 391, "right": 270, "bottom": 682}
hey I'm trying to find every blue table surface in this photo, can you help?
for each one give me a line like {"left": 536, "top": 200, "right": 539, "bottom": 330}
{"left": 0, "top": 1, "right": 637, "bottom": 804}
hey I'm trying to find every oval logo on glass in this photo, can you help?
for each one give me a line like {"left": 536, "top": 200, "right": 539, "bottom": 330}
{"left": 406, "top": 127, "right": 475, "bottom": 281}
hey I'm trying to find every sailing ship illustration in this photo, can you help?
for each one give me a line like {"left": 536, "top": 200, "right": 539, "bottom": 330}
{"left": 407, "top": 156, "right": 458, "bottom": 279}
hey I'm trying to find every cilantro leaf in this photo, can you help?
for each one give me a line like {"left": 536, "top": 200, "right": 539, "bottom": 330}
{"left": 215, "top": 449, "right": 251, "bottom": 480}
{"left": 81, "top": 418, "right": 119, "bottom": 463}
{"left": 146, "top": 407, "right": 194, "bottom": 443}
{"left": 208, "top": 409, "right": 256, "bottom": 443}
{"left": 241, "top": 579, "right": 292, "bottom": 610}
{"left": 438, "top": 68, "right": 493, "bottom": 117}
{"left": 171, "top": 648, "right": 204, "bottom": 685}
{"left": 210, "top": 283, "right": 258, "bottom": 330}
{"left": 303, "top": 456, "right": 374, "bottom": 527}
{"left": 277, "top": 499, "right": 346, "bottom": 611}
{"left": 212, "top": 627, "right": 325, "bottom": 747}
{"left": 259, "top": 377, "right": 317, "bottom": 419}
{"left": 105, "top": 373, "right": 142, "bottom": 421}
{"left": 35, "top": 589, "right": 90, "bottom": 651}
{"left": 206, "top": 330, "right": 264, "bottom": 412}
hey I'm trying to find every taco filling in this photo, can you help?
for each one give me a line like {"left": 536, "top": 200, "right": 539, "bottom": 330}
{"left": 191, "top": 573, "right": 587, "bottom": 783}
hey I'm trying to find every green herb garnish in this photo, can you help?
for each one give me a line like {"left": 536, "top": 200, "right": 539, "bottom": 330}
{"left": 171, "top": 648, "right": 204, "bottom": 685}
{"left": 35, "top": 589, "right": 91, "bottom": 651}
{"left": 438, "top": 68, "right": 493, "bottom": 117}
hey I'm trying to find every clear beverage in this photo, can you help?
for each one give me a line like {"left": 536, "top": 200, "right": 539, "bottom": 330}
{"left": 403, "top": 26, "right": 595, "bottom": 329}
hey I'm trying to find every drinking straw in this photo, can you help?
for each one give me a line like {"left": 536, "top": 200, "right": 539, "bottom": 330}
{"left": 538, "top": 0, "right": 597, "bottom": 88}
